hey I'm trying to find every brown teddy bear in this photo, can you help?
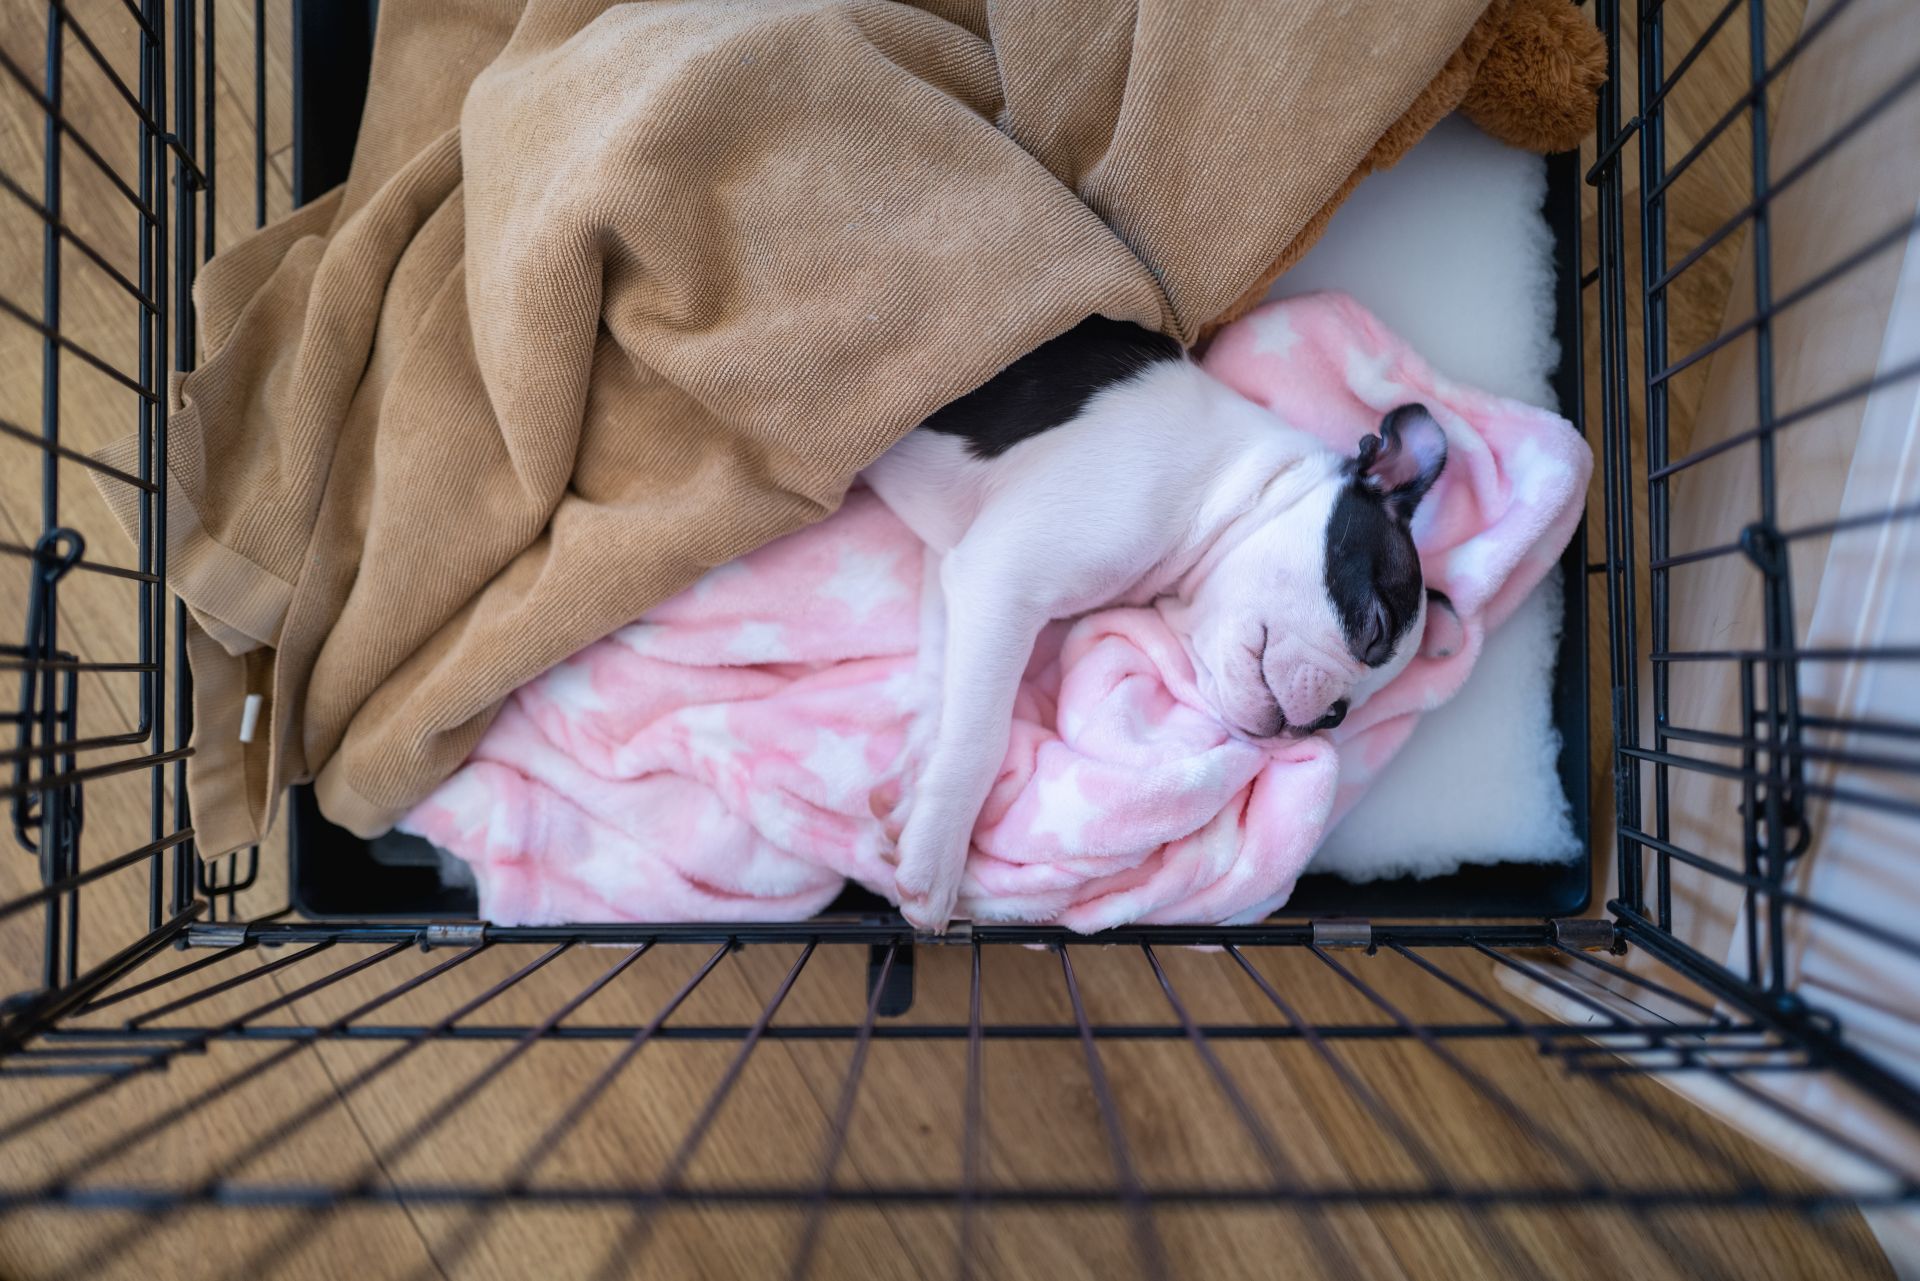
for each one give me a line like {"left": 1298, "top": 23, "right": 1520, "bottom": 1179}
{"left": 1206, "top": 0, "right": 1608, "bottom": 342}
{"left": 1461, "top": 0, "right": 1613, "bottom": 152}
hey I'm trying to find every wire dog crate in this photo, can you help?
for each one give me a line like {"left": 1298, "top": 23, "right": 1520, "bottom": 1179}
{"left": 1, "top": 0, "right": 1917, "bottom": 1276}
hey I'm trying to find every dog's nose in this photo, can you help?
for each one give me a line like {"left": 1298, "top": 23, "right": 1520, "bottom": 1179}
{"left": 1281, "top": 664, "right": 1345, "bottom": 730}
{"left": 1309, "top": 699, "right": 1349, "bottom": 732}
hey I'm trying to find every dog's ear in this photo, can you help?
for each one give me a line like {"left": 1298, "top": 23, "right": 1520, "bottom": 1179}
{"left": 1356, "top": 404, "right": 1447, "bottom": 524}
{"left": 1419, "top": 588, "right": 1464, "bottom": 660}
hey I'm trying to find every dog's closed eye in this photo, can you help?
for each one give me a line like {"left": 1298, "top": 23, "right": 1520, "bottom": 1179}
{"left": 1359, "top": 598, "right": 1395, "bottom": 666}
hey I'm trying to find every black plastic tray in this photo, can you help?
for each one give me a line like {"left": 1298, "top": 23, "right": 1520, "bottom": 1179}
{"left": 287, "top": 5, "right": 1589, "bottom": 922}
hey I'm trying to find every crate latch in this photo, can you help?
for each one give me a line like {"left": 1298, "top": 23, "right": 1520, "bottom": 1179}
{"left": 423, "top": 923, "right": 487, "bottom": 948}
{"left": 185, "top": 923, "right": 248, "bottom": 949}
{"left": 1312, "top": 920, "right": 1372, "bottom": 949}
{"left": 1551, "top": 917, "right": 1618, "bottom": 951}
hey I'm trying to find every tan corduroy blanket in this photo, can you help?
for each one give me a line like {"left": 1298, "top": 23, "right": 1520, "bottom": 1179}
{"left": 100, "top": 0, "right": 1509, "bottom": 859}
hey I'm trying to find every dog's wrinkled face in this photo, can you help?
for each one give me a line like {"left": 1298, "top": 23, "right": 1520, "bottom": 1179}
{"left": 1177, "top": 405, "right": 1453, "bottom": 740}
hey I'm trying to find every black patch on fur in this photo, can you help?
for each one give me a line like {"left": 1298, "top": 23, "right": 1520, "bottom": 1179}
{"left": 1324, "top": 480, "right": 1426, "bottom": 667}
{"left": 921, "top": 315, "right": 1184, "bottom": 459}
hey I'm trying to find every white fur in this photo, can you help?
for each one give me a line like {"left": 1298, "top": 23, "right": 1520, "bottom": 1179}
{"left": 862, "top": 362, "right": 1424, "bottom": 929}
{"left": 1272, "top": 116, "right": 1560, "bottom": 407}
{"left": 1274, "top": 115, "right": 1579, "bottom": 880}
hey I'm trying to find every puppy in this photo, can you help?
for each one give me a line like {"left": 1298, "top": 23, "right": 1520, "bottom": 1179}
{"left": 862, "top": 315, "right": 1454, "bottom": 930}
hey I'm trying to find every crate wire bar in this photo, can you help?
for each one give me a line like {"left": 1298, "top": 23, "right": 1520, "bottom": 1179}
{"left": 1, "top": 0, "right": 1918, "bottom": 1276}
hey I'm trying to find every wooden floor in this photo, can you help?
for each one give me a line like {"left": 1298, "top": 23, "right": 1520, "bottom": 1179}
{"left": 0, "top": 0, "right": 1896, "bottom": 1277}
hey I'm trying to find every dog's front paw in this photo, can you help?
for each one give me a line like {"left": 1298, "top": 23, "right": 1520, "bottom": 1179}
{"left": 891, "top": 813, "right": 966, "bottom": 933}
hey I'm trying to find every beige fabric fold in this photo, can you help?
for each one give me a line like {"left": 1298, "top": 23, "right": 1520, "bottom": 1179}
{"left": 100, "top": 0, "right": 1494, "bottom": 858}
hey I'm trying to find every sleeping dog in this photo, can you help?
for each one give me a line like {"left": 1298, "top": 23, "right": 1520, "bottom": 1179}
{"left": 862, "top": 316, "right": 1457, "bottom": 931}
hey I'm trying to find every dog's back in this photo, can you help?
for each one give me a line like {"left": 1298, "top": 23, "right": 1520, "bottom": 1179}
{"left": 919, "top": 316, "right": 1184, "bottom": 459}
{"left": 865, "top": 316, "right": 1197, "bottom": 559}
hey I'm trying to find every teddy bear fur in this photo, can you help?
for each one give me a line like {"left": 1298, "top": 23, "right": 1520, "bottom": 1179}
{"left": 1462, "top": 0, "right": 1613, "bottom": 153}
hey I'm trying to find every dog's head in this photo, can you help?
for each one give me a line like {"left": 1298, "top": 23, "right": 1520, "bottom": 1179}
{"left": 1174, "top": 404, "right": 1460, "bottom": 739}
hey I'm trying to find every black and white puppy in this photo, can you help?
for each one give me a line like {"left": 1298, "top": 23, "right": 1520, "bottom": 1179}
{"left": 862, "top": 316, "right": 1453, "bottom": 930}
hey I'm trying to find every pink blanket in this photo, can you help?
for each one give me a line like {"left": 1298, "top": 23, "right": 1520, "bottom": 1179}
{"left": 400, "top": 293, "right": 1590, "bottom": 929}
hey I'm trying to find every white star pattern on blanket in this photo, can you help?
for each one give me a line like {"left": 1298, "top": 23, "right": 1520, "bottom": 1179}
{"left": 541, "top": 658, "right": 607, "bottom": 713}
{"left": 608, "top": 621, "right": 662, "bottom": 656}
{"left": 801, "top": 728, "right": 871, "bottom": 799}
{"left": 817, "top": 546, "right": 902, "bottom": 622}
{"left": 878, "top": 668, "right": 918, "bottom": 704}
{"left": 1248, "top": 307, "right": 1300, "bottom": 359}
{"left": 1026, "top": 764, "right": 1106, "bottom": 852}
{"left": 691, "top": 557, "right": 751, "bottom": 600}
{"left": 1507, "top": 433, "right": 1568, "bottom": 506}
{"left": 1446, "top": 532, "right": 1502, "bottom": 594}
{"left": 678, "top": 704, "right": 744, "bottom": 777}
{"left": 725, "top": 619, "right": 785, "bottom": 661}
{"left": 747, "top": 790, "right": 797, "bottom": 846}
{"left": 1342, "top": 345, "right": 1414, "bottom": 410}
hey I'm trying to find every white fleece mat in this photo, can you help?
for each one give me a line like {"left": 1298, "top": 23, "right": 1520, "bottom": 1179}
{"left": 1268, "top": 114, "right": 1584, "bottom": 880}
